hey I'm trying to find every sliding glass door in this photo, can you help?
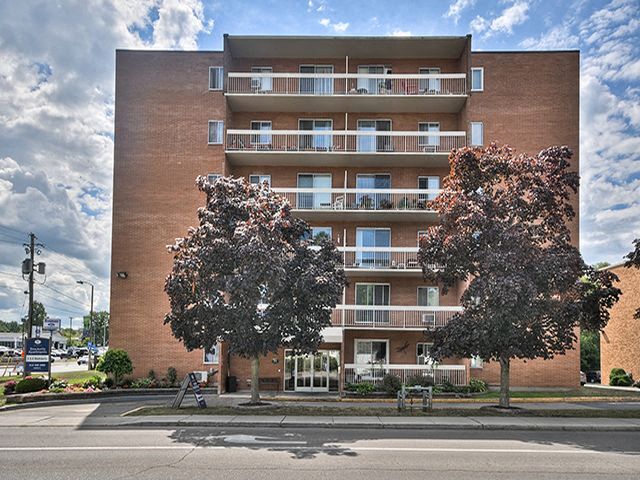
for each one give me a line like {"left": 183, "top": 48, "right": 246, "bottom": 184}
{"left": 356, "top": 228, "right": 391, "bottom": 268}
{"left": 299, "top": 119, "right": 333, "bottom": 150}
{"left": 299, "top": 65, "right": 334, "bottom": 95}
{"left": 357, "top": 120, "right": 391, "bottom": 153}
{"left": 297, "top": 173, "right": 331, "bottom": 209}
{"left": 355, "top": 284, "right": 390, "bottom": 324}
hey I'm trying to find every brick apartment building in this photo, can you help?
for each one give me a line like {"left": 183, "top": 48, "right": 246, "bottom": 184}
{"left": 601, "top": 263, "right": 640, "bottom": 382}
{"left": 111, "top": 35, "right": 580, "bottom": 392}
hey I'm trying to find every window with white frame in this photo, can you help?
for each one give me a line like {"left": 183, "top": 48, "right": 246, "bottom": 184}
{"left": 417, "top": 230, "right": 428, "bottom": 247}
{"left": 209, "top": 66, "right": 223, "bottom": 90}
{"left": 470, "top": 122, "right": 484, "bottom": 146}
{"left": 418, "top": 286, "right": 439, "bottom": 306}
{"left": 251, "top": 66, "right": 273, "bottom": 91}
{"left": 418, "top": 122, "right": 440, "bottom": 149}
{"left": 355, "top": 339, "right": 388, "bottom": 365}
{"left": 311, "top": 226, "right": 332, "bottom": 242}
{"left": 207, "top": 173, "right": 222, "bottom": 183}
{"left": 203, "top": 343, "right": 219, "bottom": 364}
{"left": 250, "top": 121, "right": 272, "bottom": 145}
{"left": 419, "top": 67, "right": 441, "bottom": 93}
{"left": 417, "top": 343, "right": 434, "bottom": 365}
{"left": 249, "top": 174, "right": 271, "bottom": 186}
{"left": 208, "top": 120, "right": 224, "bottom": 144}
{"left": 470, "top": 355, "right": 484, "bottom": 369}
{"left": 418, "top": 176, "right": 440, "bottom": 201}
{"left": 471, "top": 67, "right": 484, "bottom": 91}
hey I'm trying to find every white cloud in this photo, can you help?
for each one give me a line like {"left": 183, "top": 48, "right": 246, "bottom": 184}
{"left": 0, "top": 0, "right": 213, "bottom": 321}
{"left": 519, "top": 23, "right": 579, "bottom": 50}
{"left": 445, "top": 0, "right": 476, "bottom": 24}
{"left": 319, "top": 18, "right": 349, "bottom": 33}
{"left": 470, "top": 1, "right": 530, "bottom": 37}
{"left": 319, "top": 18, "right": 330, "bottom": 27}
{"left": 390, "top": 29, "right": 412, "bottom": 37}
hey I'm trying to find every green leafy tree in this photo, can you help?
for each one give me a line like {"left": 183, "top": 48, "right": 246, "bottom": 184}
{"left": 0, "top": 320, "right": 22, "bottom": 333}
{"left": 83, "top": 311, "right": 110, "bottom": 345}
{"left": 32, "top": 301, "right": 46, "bottom": 327}
{"left": 624, "top": 239, "right": 640, "bottom": 319}
{"left": 165, "top": 177, "right": 346, "bottom": 404}
{"left": 96, "top": 349, "right": 133, "bottom": 385}
{"left": 419, "top": 144, "right": 621, "bottom": 408}
{"left": 580, "top": 330, "right": 600, "bottom": 372}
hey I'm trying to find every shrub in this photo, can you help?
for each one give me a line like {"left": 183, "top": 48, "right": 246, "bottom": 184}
{"left": 380, "top": 374, "right": 402, "bottom": 395}
{"left": 96, "top": 349, "right": 133, "bottom": 385}
{"left": 469, "top": 378, "right": 488, "bottom": 393}
{"left": 610, "top": 368, "right": 634, "bottom": 387}
{"left": 131, "top": 377, "right": 159, "bottom": 389}
{"left": 15, "top": 377, "right": 49, "bottom": 394}
{"left": 80, "top": 375, "right": 103, "bottom": 389}
{"left": 405, "top": 374, "right": 434, "bottom": 387}
{"left": 148, "top": 369, "right": 157, "bottom": 381}
{"left": 166, "top": 367, "right": 178, "bottom": 386}
{"left": 354, "top": 382, "right": 376, "bottom": 395}
{"left": 610, "top": 368, "right": 627, "bottom": 378}
{"left": 49, "top": 379, "right": 68, "bottom": 391}
{"left": 102, "top": 377, "right": 115, "bottom": 389}
{"left": 3, "top": 380, "right": 17, "bottom": 395}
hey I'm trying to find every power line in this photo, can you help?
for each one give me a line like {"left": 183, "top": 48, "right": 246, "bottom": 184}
{"left": 0, "top": 224, "right": 28, "bottom": 240}
{"left": 40, "top": 303, "right": 86, "bottom": 317}
{"left": 40, "top": 283, "right": 88, "bottom": 307}
{"left": 36, "top": 290, "right": 88, "bottom": 313}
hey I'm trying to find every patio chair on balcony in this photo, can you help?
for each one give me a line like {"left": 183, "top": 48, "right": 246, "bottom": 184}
{"left": 332, "top": 196, "right": 344, "bottom": 210}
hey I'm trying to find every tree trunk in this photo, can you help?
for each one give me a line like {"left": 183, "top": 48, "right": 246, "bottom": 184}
{"left": 250, "top": 356, "right": 260, "bottom": 405}
{"left": 499, "top": 356, "right": 510, "bottom": 408}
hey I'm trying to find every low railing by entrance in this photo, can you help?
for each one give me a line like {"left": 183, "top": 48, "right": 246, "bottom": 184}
{"left": 227, "top": 72, "right": 467, "bottom": 96}
{"left": 226, "top": 130, "right": 466, "bottom": 155}
{"left": 332, "top": 305, "right": 462, "bottom": 329}
{"left": 339, "top": 247, "right": 423, "bottom": 271}
{"left": 344, "top": 364, "right": 467, "bottom": 386}
{"left": 272, "top": 188, "right": 440, "bottom": 212}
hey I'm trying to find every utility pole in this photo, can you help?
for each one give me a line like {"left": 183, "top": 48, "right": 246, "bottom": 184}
{"left": 76, "top": 280, "right": 94, "bottom": 369}
{"left": 22, "top": 233, "right": 44, "bottom": 378}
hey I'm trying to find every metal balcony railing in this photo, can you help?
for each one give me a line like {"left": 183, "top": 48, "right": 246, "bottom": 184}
{"left": 227, "top": 72, "right": 467, "bottom": 96}
{"left": 344, "top": 364, "right": 467, "bottom": 386}
{"left": 331, "top": 305, "right": 462, "bottom": 329}
{"left": 338, "top": 247, "right": 422, "bottom": 270}
{"left": 226, "top": 130, "right": 466, "bottom": 154}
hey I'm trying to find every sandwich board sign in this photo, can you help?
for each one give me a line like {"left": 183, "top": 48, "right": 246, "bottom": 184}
{"left": 25, "top": 338, "right": 50, "bottom": 373}
{"left": 171, "top": 372, "right": 207, "bottom": 409}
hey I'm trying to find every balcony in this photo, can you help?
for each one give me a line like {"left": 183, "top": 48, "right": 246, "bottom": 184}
{"left": 338, "top": 247, "right": 426, "bottom": 276}
{"left": 272, "top": 188, "right": 440, "bottom": 222}
{"left": 344, "top": 364, "right": 467, "bottom": 386}
{"left": 226, "top": 73, "right": 467, "bottom": 113}
{"left": 332, "top": 305, "right": 462, "bottom": 330}
{"left": 225, "top": 130, "right": 465, "bottom": 167}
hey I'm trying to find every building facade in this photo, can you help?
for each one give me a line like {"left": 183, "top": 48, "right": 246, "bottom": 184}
{"left": 110, "top": 35, "right": 581, "bottom": 392}
{"left": 601, "top": 263, "right": 640, "bottom": 383}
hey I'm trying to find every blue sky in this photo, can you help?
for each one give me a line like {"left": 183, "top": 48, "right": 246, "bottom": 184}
{"left": 0, "top": 0, "right": 638, "bottom": 323}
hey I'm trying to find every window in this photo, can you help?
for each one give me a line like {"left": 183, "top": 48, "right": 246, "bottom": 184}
{"left": 418, "top": 122, "right": 440, "bottom": 149}
{"left": 207, "top": 173, "right": 222, "bottom": 183}
{"left": 356, "top": 228, "right": 391, "bottom": 268}
{"left": 355, "top": 283, "right": 390, "bottom": 324}
{"left": 249, "top": 174, "right": 271, "bottom": 186}
{"left": 251, "top": 66, "right": 272, "bottom": 92}
{"left": 208, "top": 120, "right": 224, "bottom": 145}
{"left": 471, "top": 355, "right": 484, "bottom": 369}
{"left": 357, "top": 65, "right": 389, "bottom": 94}
{"left": 419, "top": 67, "right": 441, "bottom": 93}
{"left": 356, "top": 174, "right": 391, "bottom": 209}
{"left": 250, "top": 121, "right": 272, "bottom": 145}
{"left": 311, "top": 226, "right": 332, "bottom": 241}
{"left": 299, "top": 65, "right": 334, "bottom": 95}
{"left": 203, "top": 344, "right": 219, "bottom": 364}
{"left": 299, "top": 119, "right": 333, "bottom": 150}
{"left": 297, "top": 173, "right": 331, "bottom": 209}
{"left": 470, "top": 122, "right": 484, "bottom": 146}
{"left": 418, "top": 176, "right": 440, "bottom": 201}
{"left": 357, "top": 119, "right": 392, "bottom": 152}
{"left": 471, "top": 67, "right": 484, "bottom": 91}
{"left": 209, "top": 66, "right": 223, "bottom": 90}
{"left": 355, "top": 339, "right": 388, "bottom": 365}
{"left": 417, "top": 343, "right": 434, "bottom": 365}
{"left": 418, "top": 287, "right": 439, "bottom": 307}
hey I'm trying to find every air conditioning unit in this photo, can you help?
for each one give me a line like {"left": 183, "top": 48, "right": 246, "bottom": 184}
{"left": 192, "top": 371, "right": 208, "bottom": 383}
{"left": 422, "top": 313, "right": 436, "bottom": 327}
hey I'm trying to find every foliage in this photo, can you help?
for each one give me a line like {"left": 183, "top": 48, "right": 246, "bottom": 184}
{"left": 32, "top": 301, "right": 47, "bottom": 327}
{"left": 580, "top": 330, "right": 600, "bottom": 372}
{"left": 0, "top": 320, "right": 21, "bottom": 333}
{"left": 15, "top": 376, "right": 49, "bottom": 394}
{"left": 166, "top": 367, "right": 178, "bottom": 386}
{"left": 405, "top": 374, "right": 434, "bottom": 387}
{"left": 624, "top": 239, "right": 640, "bottom": 319}
{"left": 48, "top": 379, "right": 68, "bottom": 392}
{"left": 164, "top": 177, "right": 346, "bottom": 404}
{"left": 83, "top": 311, "right": 110, "bottom": 345}
{"left": 131, "top": 377, "right": 157, "bottom": 389}
{"left": 354, "top": 382, "right": 376, "bottom": 395}
{"left": 2, "top": 380, "right": 17, "bottom": 395}
{"left": 609, "top": 368, "right": 634, "bottom": 387}
{"left": 380, "top": 374, "right": 402, "bottom": 395}
{"left": 102, "top": 377, "right": 115, "bottom": 389}
{"left": 469, "top": 378, "right": 489, "bottom": 393}
{"left": 80, "top": 375, "right": 104, "bottom": 389}
{"left": 418, "top": 144, "right": 621, "bottom": 408}
{"left": 147, "top": 369, "right": 156, "bottom": 381}
{"left": 96, "top": 348, "right": 133, "bottom": 384}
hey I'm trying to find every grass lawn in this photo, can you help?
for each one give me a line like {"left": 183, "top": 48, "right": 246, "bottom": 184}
{"left": 474, "top": 387, "right": 640, "bottom": 399}
{"left": 130, "top": 405, "right": 640, "bottom": 419}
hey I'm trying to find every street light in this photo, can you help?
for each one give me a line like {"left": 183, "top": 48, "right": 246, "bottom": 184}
{"left": 76, "top": 280, "right": 94, "bottom": 369}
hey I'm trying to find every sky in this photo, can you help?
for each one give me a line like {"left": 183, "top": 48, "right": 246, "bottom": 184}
{"left": 0, "top": 0, "right": 638, "bottom": 325}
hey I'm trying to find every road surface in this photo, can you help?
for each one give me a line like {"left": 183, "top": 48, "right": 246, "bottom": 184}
{"left": 0, "top": 425, "right": 639, "bottom": 479}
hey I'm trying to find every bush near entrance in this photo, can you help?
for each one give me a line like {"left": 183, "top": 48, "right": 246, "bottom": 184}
{"left": 610, "top": 368, "right": 634, "bottom": 387}
{"left": 96, "top": 348, "right": 133, "bottom": 385}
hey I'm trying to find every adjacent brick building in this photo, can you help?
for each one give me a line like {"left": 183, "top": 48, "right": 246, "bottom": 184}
{"left": 110, "top": 35, "right": 581, "bottom": 392}
{"left": 601, "top": 263, "right": 640, "bottom": 383}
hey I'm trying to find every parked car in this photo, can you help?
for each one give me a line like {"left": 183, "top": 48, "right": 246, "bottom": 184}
{"left": 77, "top": 355, "right": 89, "bottom": 365}
{"left": 586, "top": 370, "right": 601, "bottom": 384}
{"left": 580, "top": 371, "right": 587, "bottom": 385}
{"left": 0, "top": 346, "right": 19, "bottom": 358}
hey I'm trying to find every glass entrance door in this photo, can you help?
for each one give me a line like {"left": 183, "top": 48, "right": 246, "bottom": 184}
{"left": 294, "top": 351, "right": 329, "bottom": 392}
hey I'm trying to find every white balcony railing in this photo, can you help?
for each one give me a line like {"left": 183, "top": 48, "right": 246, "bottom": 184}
{"left": 344, "top": 364, "right": 467, "bottom": 386}
{"left": 339, "top": 247, "right": 422, "bottom": 270}
{"left": 227, "top": 72, "right": 467, "bottom": 96}
{"left": 226, "top": 130, "right": 466, "bottom": 154}
{"left": 332, "top": 305, "right": 462, "bottom": 329}
{"left": 272, "top": 188, "right": 440, "bottom": 212}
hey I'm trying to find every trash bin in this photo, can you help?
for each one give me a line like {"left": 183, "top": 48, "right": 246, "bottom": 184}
{"left": 226, "top": 375, "right": 237, "bottom": 393}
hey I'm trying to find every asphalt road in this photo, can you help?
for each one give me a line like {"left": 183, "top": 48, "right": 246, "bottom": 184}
{"left": 1, "top": 426, "right": 639, "bottom": 479}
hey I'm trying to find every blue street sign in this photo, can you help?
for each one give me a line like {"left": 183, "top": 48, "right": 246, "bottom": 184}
{"left": 25, "top": 338, "right": 50, "bottom": 373}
